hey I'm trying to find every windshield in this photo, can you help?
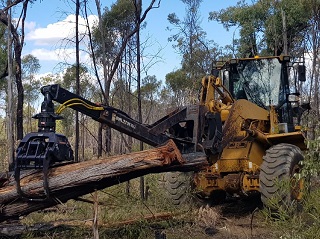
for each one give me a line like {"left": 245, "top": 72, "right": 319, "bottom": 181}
{"left": 230, "top": 58, "right": 282, "bottom": 108}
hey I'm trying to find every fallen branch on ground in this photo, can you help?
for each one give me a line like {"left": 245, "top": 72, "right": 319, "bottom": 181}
{"left": 0, "top": 212, "right": 175, "bottom": 237}
{"left": 51, "top": 212, "right": 174, "bottom": 228}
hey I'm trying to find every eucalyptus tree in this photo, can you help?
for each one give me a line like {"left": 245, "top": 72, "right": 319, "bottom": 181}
{"left": 21, "top": 54, "right": 40, "bottom": 133}
{"left": 167, "top": 0, "right": 221, "bottom": 105}
{"left": 93, "top": 0, "right": 160, "bottom": 105}
{"left": 139, "top": 75, "right": 162, "bottom": 124}
{"left": 93, "top": 0, "right": 135, "bottom": 156}
{"left": 93, "top": 0, "right": 161, "bottom": 200}
{"left": 75, "top": 0, "right": 81, "bottom": 163}
{"left": 0, "top": 0, "right": 28, "bottom": 169}
{"left": 92, "top": 0, "right": 160, "bottom": 156}
{"left": 209, "top": 0, "right": 313, "bottom": 57}
{"left": 164, "top": 69, "right": 194, "bottom": 107}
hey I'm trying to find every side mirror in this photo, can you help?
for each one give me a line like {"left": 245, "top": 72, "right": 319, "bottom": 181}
{"left": 298, "top": 65, "right": 306, "bottom": 82}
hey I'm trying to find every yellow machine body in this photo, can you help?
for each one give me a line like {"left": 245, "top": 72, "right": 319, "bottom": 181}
{"left": 194, "top": 56, "right": 307, "bottom": 198}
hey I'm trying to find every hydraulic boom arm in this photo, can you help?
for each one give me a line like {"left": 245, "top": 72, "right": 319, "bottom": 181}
{"left": 41, "top": 84, "right": 190, "bottom": 148}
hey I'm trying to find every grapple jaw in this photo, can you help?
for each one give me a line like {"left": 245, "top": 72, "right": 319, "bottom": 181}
{"left": 15, "top": 132, "right": 74, "bottom": 169}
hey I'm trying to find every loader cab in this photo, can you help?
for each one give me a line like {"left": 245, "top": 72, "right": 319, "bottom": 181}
{"left": 223, "top": 56, "right": 305, "bottom": 132}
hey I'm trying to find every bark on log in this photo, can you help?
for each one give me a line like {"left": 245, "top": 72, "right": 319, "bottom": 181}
{"left": 0, "top": 140, "right": 208, "bottom": 222}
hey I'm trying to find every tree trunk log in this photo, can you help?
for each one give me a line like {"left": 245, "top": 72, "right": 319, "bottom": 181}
{"left": 0, "top": 140, "right": 208, "bottom": 222}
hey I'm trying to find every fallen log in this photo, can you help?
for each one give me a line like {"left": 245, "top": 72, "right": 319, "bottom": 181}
{"left": 0, "top": 140, "right": 208, "bottom": 222}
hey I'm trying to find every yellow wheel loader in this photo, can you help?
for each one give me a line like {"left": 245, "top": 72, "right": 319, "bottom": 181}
{"left": 14, "top": 55, "right": 308, "bottom": 208}
{"left": 191, "top": 55, "right": 308, "bottom": 207}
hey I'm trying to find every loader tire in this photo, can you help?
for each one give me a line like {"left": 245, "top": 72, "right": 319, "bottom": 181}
{"left": 259, "top": 143, "right": 304, "bottom": 209}
{"left": 163, "top": 172, "right": 194, "bottom": 206}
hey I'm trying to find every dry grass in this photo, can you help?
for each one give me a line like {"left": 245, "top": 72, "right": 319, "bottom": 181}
{"left": 17, "top": 174, "right": 194, "bottom": 238}
{"left": 195, "top": 205, "right": 220, "bottom": 228}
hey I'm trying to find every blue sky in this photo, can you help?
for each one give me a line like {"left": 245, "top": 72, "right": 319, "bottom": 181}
{"left": 21, "top": 0, "right": 240, "bottom": 82}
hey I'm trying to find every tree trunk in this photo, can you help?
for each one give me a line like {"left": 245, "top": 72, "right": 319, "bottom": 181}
{"left": 281, "top": 7, "right": 288, "bottom": 55}
{"left": 75, "top": 0, "right": 80, "bottom": 162}
{"left": 0, "top": 140, "right": 207, "bottom": 222}
{"left": 6, "top": 5, "right": 14, "bottom": 171}
{"left": 135, "top": 0, "right": 144, "bottom": 200}
{"left": 98, "top": 123, "right": 103, "bottom": 157}
{"left": 94, "top": 0, "right": 107, "bottom": 157}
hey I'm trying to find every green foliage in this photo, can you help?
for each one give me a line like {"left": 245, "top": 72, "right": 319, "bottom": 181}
{"left": 103, "top": 0, "right": 136, "bottom": 33}
{"left": 209, "top": 0, "right": 315, "bottom": 57}
{"left": 139, "top": 75, "right": 163, "bottom": 123}
{"left": 23, "top": 80, "right": 41, "bottom": 105}
{"left": 22, "top": 54, "right": 40, "bottom": 76}
{"left": 166, "top": 69, "right": 192, "bottom": 93}
{"left": 140, "top": 75, "right": 161, "bottom": 101}
{"left": 302, "top": 140, "right": 320, "bottom": 179}
{"left": 166, "top": 0, "right": 225, "bottom": 110}
{"left": 111, "top": 75, "right": 164, "bottom": 125}
{"left": 164, "top": 69, "right": 199, "bottom": 106}
{"left": 110, "top": 78, "right": 132, "bottom": 110}
{"left": 168, "top": 0, "right": 221, "bottom": 80}
{"left": 22, "top": 54, "right": 41, "bottom": 104}
{"left": 92, "top": 0, "right": 137, "bottom": 61}
{"left": 261, "top": 187, "right": 320, "bottom": 239}
{"left": 39, "top": 74, "right": 61, "bottom": 85}
{"left": 21, "top": 54, "right": 41, "bottom": 133}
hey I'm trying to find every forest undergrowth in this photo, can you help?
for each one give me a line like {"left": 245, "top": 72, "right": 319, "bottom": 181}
{"left": 0, "top": 139, "right": 319, "bottom": 239}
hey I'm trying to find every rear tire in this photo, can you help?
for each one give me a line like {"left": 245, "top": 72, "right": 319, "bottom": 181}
{"left": 259, "top": 143, "right": 304, "bottom": 209}
{"left": 163, "top": 172, "right": 194, "bottom": 206}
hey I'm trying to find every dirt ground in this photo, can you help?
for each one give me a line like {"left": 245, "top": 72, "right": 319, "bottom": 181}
{"left": 163, "top": 196, "right": 276, "bottom": 239}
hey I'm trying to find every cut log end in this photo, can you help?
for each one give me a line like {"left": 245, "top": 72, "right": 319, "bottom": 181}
{"left": 159, "top": 139, "right": 185, "bottom": 165}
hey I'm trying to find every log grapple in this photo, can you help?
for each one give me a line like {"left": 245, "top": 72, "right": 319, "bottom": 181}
{"left": 14, "top": 87, "right": 74, "bottom": 201}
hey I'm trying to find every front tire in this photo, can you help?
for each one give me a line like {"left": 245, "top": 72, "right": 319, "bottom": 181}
{"left": 259, "top": 143, "right": 304, "bottom": 209}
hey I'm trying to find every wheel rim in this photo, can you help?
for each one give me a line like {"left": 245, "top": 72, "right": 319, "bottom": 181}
{"left": 291, "top": 164, "right": 303, "bottom": 201}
